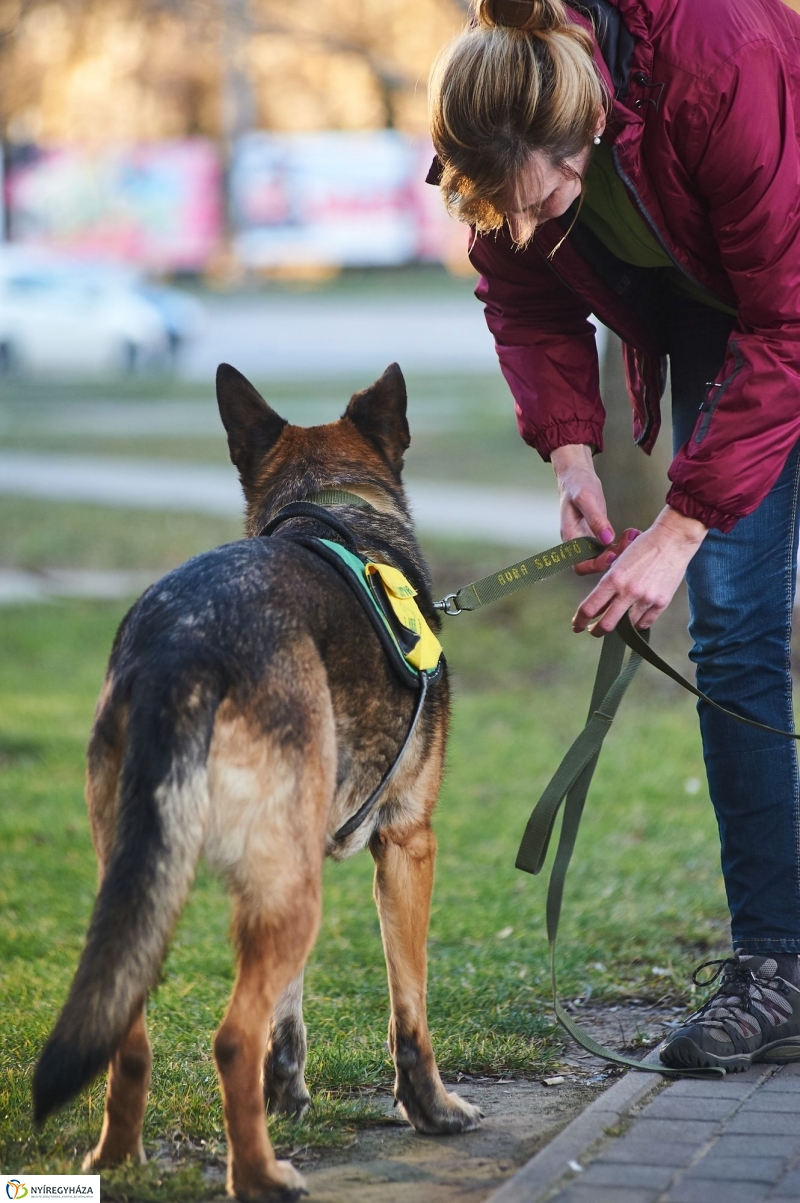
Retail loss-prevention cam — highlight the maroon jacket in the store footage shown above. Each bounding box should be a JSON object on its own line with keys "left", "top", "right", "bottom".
{"left": 466, "top": 0, "right": 800, "bottom": 532}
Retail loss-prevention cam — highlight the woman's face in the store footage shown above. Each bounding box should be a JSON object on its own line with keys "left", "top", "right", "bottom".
{"left": 506, "top": 145, "right": 592, "bottom": 242}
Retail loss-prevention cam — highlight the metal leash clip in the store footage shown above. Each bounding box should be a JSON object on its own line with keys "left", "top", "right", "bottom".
{"left": 433, "top": 592, "right": 464, "bottom": 616}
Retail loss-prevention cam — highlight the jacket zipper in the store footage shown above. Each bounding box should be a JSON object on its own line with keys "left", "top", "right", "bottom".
{"left": 610, "top": 147, "right": 729, "bottom": 305}
{"left": 694, "top": 340, "right": 743, "bottom": 444}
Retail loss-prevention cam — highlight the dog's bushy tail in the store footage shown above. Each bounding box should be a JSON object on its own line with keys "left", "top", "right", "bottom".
{"left": 33, "top": 670, "right": 221, "bottom": 1124}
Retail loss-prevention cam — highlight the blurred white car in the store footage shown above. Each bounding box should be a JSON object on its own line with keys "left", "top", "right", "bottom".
{"left": 0, "top": 248, "right": 195, "bottom": 375}
{"left": 72, "top": 260, "right": 205, "bottom": 365}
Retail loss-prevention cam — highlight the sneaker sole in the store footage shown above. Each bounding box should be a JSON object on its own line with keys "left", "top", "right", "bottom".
{"left": 661, "top": 1034, "right": 800, "bottom": 1073}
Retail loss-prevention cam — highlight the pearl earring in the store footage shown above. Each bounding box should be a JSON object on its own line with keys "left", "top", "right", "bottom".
{"left": 593, "top": 134, "right": 601, "bottom": 145}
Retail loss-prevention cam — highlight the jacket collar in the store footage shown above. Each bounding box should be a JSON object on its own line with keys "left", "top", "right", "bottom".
{"left": 568, "top": 0, "right": 635, "bottom": 98}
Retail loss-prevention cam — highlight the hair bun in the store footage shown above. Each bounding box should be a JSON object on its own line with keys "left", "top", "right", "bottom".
{"left": 475, "top": 0, "right": 561, "bottom": 34}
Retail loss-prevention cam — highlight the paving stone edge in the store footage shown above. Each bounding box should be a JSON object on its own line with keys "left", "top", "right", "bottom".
{"left": 486, "top": 1048, "right": 666, "bottom": 1203}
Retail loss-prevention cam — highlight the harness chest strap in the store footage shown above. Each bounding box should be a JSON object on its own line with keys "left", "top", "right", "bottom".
{"left": 308, "top": 544, "right": 442, "bottom": 841}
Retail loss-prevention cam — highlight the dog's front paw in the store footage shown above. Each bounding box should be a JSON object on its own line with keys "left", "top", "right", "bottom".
{"left": 264, "top": 1074, "right": 311, "bottom": 1119}
{"left": 438, "top": 1090, "right": 484, "bottom": 1132}
{"left": 399, "top": 1085, "right": 484, "bottom": 1135}
{"left": 232, "top": 1159, "right": 308, "bottom": 1202}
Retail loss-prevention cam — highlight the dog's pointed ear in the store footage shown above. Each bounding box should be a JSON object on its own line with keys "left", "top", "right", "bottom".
{"left": 216, "top": 363, "right": 287, "bottom": 487}
{"left": 344, "top": 363, "right": 410, "bottom": 473}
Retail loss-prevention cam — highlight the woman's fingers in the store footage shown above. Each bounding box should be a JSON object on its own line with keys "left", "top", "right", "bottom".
{"left": 552, "top": 448, "right": 625, "bottom": 576}
{"left": 560, "top": 494, "right": 616, "bottom": 576}
{"left": 574, "top": 546, "right": 616, "bottom": 577}
{"left": 562, "top": 489, "right": 614, "bottom": 545}
{"left": 571, "top": 510, "right": 706, "bottom": 635}
{"left": 571, "top": 524, "right": 638, "bottom": 578}
{"left": 632, "top": 604, "right": 662, "bottom": 630}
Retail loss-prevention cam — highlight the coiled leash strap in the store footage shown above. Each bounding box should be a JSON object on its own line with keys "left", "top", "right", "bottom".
{"left": 515, "top": 608, "right": 800, "bottom": 1077}
{"left": 433, "top": 534, "right": 800, "bottom": 1076}
{"left": 615, "top": 612, "right": 800, "bottom": 742}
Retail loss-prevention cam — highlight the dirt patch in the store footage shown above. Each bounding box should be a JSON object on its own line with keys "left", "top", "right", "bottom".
{"left": 156, "top": 1001, "right": 687, "bottom": 1202}
{"left": 559, "top": 996, "right": 689, "bottom": 1076}
{"left": 290, "top": 1077, "right": 597, "bottom": 1202}
{"left": 184, "top": 1077, "right": 599, "bottom": 1203}
{"left": 286, "top": 1001, "right": 686, "bottom": 1201}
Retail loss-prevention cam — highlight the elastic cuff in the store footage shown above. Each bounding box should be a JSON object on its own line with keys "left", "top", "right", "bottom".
{"left": 665, "top": 485, "right": 738, "bottom": 533}
{"left": 518, "top": 419, "right": 604, "bottom": 461}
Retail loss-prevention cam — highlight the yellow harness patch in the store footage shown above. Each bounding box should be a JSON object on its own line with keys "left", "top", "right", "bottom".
{"left": 365, "top": 562, "right": 443, "bottom": 673}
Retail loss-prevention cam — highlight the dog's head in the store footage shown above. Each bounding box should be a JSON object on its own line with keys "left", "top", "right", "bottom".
{"left": 216, "top": 362, "right": 411, "bottom": 537}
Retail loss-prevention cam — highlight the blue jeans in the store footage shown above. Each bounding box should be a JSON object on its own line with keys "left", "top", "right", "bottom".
{"left": 667, "top": 299, "right": 800, "bottom": 953}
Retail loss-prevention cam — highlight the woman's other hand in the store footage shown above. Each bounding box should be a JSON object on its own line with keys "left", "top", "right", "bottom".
{"left": 572, "top": 506, "right": 708, "bottom": 634}
{"left": 551, "top": 443, "right": 616, "bottom": 575}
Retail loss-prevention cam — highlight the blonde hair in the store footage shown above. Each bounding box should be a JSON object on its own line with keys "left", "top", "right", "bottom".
{"left": 429, "top": 0, "right": 607, "bottom": 242}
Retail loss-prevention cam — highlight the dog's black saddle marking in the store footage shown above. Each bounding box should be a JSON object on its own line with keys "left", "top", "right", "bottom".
{"left": 259, "top": 503, "right": 442, "bottom": 842}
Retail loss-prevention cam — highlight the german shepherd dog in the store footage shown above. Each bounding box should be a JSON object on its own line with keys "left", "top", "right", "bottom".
{"left": 32, "top": 362, "right": 481, "bottom": 1200}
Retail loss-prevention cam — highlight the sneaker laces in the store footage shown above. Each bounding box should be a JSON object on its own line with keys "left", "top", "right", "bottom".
{"left": 686, "top": 954, "right": 793, "bottom": 1042}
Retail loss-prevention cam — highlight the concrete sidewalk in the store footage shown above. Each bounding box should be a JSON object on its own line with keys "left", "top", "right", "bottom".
{"left": 491, "top": 1061, "right": 800, "bottom": 1203}
{"left": 0, "top": 450, "right": 561, "bottom": 547}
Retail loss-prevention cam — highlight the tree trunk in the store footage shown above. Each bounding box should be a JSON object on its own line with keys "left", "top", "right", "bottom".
{"left": 595, "top": 329, "right": 672, "bottom": 534}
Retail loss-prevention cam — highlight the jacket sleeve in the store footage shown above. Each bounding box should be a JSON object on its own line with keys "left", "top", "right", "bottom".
{"left": 666, "top": 41, "right": 800, "bottom": 532}
{"left": 468, "top": 226, "right": 605, "bottom": 459}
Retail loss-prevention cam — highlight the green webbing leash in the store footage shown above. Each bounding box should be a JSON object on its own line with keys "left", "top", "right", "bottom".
{"left": 434, "top": 537, "right": 731, "bottom": 1077}
{"left": 435, "top": 537, "right": 602, "bottom": 614}
{"left": 513, "top": 626, "right": 722, "bottom": 1076}
{"left": 615, "top": 613, "right": 800, "bottom": 742}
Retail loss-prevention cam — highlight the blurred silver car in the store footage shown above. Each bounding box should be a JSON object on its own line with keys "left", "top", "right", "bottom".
{"left": 0, "top": 248, "right": 201, "bottom": 375}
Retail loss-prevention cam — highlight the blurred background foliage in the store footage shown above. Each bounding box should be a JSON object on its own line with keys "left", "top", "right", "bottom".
{"left": 0, "top": 0, "right": 466, "bottom": 145}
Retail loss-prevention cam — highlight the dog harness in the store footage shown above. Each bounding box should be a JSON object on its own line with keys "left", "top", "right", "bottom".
{"left": 259, "top": 496, "right": 443, "bottom": 841}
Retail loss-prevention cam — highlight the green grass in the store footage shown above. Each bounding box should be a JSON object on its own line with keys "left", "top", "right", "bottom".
{"left": 0, "top": 498, "right": 243, "bottom": 571}
{"left": 0, "top": 368, "right": 555, "bottom": 491}
{"left": 0, "top": 573, "right": 727, "bottom": 1194}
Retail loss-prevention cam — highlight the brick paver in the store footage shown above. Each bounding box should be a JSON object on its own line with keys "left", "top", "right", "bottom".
{"left": 548, "top": 1063, "right": 800, "bottom": 1203}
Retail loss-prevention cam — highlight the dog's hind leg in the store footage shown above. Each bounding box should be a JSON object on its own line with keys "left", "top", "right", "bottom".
{"left": 207, "top": 675, "right": 333, "bottom": 1197}
{"left": 215, "top": 896, "right": 319, "bottom": 1202}
{"left": 83, "top": 1004, "right": 151, "bottom": 1169}
{"left": 371, "top": 820, "right": 482, "bottom": 1135}
{"left": 264, "top": 970, "right": 311, "bottom": 1118}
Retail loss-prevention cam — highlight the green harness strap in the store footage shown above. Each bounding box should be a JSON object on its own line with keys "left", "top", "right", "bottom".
{"left": 317, "top": 539, "right": 442, "bottom": 679}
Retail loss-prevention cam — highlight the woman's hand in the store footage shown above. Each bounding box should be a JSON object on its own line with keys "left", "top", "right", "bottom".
{"left": 551, "top": 444, "right": 617, "bottom": 575}
{"left": 572, "top": 506, "right": 708, "bottom": 634}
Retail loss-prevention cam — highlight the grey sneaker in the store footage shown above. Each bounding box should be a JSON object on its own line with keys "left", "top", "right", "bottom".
{"left": 660, "top": 951, "right": 800, "bottom": 1072}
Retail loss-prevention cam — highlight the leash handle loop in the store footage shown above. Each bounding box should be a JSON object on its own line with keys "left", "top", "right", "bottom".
{"left": 516, "top": 628, "right": 725, "bottom": 1077}
{"left": 616, "top": 613, "right": 800, "bottom": 741}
